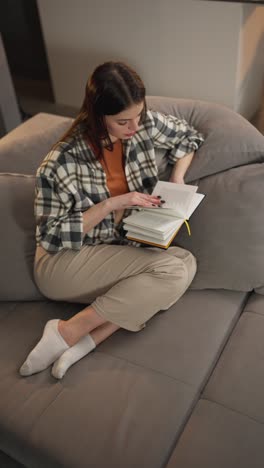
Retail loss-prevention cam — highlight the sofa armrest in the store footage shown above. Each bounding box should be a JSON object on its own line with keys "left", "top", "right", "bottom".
{"left": 0, "top": 113, "right": 73, "bottom": 175}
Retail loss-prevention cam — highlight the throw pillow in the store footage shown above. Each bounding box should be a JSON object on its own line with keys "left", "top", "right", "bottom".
{"left": 174, "top": 163, "right": 264, "bottom": 293}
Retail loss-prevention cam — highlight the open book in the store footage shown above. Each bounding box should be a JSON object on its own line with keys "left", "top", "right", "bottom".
{"left": 123, "top": 181, "right": 205, "bottom": 249}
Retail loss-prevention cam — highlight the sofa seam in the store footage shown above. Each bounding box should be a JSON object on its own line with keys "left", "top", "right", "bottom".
{"left": 27, "top": 386, "right": 65, "bottom": 437}
{"left": 0, "top": 302, "right": 19, "bottom": 321}
{"left": 95, "top": 349, "right": 195, "bottom": 389}
{"left": 243, "top": 309, "right": 264, "bottom": 318}
{"left": 201, "top": 396, "right": 264, "bottom": 426}
{"left": 0, "top": 449, "right": 26, "bottom": 468}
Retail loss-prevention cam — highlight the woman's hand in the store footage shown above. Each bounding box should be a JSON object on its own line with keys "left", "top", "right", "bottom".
{"left": 82, "top": 191, "right": 162, "bottom": 236}
{"left": 109, "top": 191, "right": 162, "bottom": 211}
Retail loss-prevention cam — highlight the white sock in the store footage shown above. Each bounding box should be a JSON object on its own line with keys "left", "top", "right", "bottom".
{"left": 19, "top": 319, "right": 69, "bottom": 376}
{"left": 51, "top": 334, "right": 96, "bottom": 380}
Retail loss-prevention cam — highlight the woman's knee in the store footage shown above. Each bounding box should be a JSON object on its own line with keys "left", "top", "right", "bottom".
{"left": 160, "top": 252, "right": 197, "bottom": 300}
{"left": 34, "top": 262, "right": 68, "bottom": 301}
{"left": 167, "top": 248, "right": 197, "bottom": 287}
{"left": 34, "top": 272, "right": 59, "bottom": 301}
{"left": 184, "top": 251, "right": 197, "bottom": 287}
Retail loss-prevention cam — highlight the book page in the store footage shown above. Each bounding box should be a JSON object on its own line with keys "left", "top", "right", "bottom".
{"left": 185, "top": 193, "right": 205, "bottom": 219}
{"left": 128, "top": 193, "right": 205, "bottom": 219}
{"left": 124, "top": 222, "right": 182, "bottom": 240}
{"left": 124, "top": 210, "right": 183, "bottom": 233}
{"left": 126, "top": 225, "right": 182, "bottom": 248}
{"left": 152, "top": 181, "right": 198, "bottom": 218}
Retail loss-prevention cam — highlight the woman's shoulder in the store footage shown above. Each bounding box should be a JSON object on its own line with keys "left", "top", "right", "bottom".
{"left": 37, "top": 141, "right": 75, "bottom": 174}
{"left": 142, "top": 109, "right": 167, "bottom": 128}
{"left": 139, "top": 109, "right": 168, "bottom": 136}
{"left": 37, "top": 130, "right": 95, "bottom": 176}
{"left": 144, "top": 108, "right": 157, "bottom": 122}
{"left": 143, "top": 108, "right": 189, "bottom": 131}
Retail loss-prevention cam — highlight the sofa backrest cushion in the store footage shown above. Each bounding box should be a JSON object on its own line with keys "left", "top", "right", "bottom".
{"left": 1, "top": 164, "right": 264, "bottom": 299}
{"left": 1, "top": 99, "right": 264, "bottom": 180}
{"left": 174, "top": 163, "right": 264, "bottom": 293}
{"left": 0, "top": 173, "right": 44, "bottom": 300}
{"left": 1, "top": 99, "right": 264, "bottom": 296}
{"left": 0, "top": 113, "right": 73, "bottom": 175}
{"left": 146, "top": 97, "right": 264, "bottom": 293}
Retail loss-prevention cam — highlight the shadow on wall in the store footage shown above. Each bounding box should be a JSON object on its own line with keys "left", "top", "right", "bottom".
{"left": 235, "top": 4, "right": 264, "bottom": 121}
{"left": 251, "top": 81, "right": 264, "bottom": 134}
{"left": 236, "top": 30, "right": 264, "bottom": 121}
{"left": 242, "top": 3, "right": 257, "bottom": 22}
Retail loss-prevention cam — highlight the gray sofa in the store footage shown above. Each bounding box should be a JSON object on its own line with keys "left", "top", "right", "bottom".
{"left": 0, "top": 96, "right": 264, "bottom": 468}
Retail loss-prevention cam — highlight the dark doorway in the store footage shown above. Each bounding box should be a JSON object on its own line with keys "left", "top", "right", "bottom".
{"left": 0, "top": 0, "right": 54, "bottom": 106}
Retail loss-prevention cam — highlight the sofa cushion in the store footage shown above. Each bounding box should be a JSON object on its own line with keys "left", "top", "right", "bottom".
{"left": 167, "top": 294, "right": 264, "bottom": 468}
{"left": 0, "top": 290, "right": 247, "bottom": 468}
{"left": 0, "top": 173, "right": 44, "bottom": 300}
{"left": 0, "top": 113, "right": 73, "bottom": 175}
{"left": 174, "top": 163, "right": 264, "bottom": 293}
{"left": 147, "top": 96, "right": 264, "bottom": 183}
{"left": 99, "top": 289, "right": 247, "bottom": 387}
{"left": 0, "top": 451, "right": 23, "bottom": 468}
{"left": 203, "top": 293, "right": 264, "bottom": 422}
{"left": 167, "top": 399, "right": 264, "bottom": 468}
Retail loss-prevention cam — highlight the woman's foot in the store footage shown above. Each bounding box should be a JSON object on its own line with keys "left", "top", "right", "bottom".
{"left": 19, "top": 319, "right": 69, "bottom": 376}
{"left": 52, "top": 334, "right": 96, "bottom": 379}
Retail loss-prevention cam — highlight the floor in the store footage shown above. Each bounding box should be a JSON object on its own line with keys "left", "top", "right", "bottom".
{"left": 14, "top": 78, "right": 78, "bottom": 121}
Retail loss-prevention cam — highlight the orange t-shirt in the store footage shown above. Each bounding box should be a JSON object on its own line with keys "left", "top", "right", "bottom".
{"left": 99, "top": 140, "right": 129, "bottom": 224}
{"left": 100, "top": 139, "right": 129, "bottom": 197}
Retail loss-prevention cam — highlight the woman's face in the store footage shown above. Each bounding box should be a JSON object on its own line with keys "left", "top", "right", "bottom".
{"left": 104, "top": 102, "right": 144, "bottom": 142}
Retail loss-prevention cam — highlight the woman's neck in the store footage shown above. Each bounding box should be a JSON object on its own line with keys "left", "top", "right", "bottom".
{"left": 109, "top": 134, "right": 118, "bottom": 143}
{"left": 102, "top": 136, "right": 119, "bottom": 147}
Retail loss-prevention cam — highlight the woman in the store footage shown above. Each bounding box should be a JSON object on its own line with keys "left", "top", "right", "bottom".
{"left": 19, "top": 61, "right": 204, "bottom": 380}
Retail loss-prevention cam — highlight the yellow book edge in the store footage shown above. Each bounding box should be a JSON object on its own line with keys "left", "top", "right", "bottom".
{"left": 127, "top": 220, "right": 191, "bottom": 249}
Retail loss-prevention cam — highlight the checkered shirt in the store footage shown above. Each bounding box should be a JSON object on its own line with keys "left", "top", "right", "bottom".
{"left": 35, "top": 109, "right": 204, "bottom": 252}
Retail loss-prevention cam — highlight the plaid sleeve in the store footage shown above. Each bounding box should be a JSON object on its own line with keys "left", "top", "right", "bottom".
{"left": 148, "top": 110, "right": 204, "bottom": 164}
{"left": 35, "top": 164, "right": 85, "bottom": 252}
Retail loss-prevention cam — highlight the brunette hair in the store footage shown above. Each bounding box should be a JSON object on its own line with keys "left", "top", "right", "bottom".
{"left": 58, "top": 61, "right": 146, "bottom": 157}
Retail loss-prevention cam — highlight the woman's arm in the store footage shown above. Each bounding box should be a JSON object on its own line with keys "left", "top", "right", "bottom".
{"left": 148, "top": 110, "right": 204, "bottom": 164}
{"left": 169, "top": 151, "right": 195, "bottom": 184}
{"left": 36, "top": 157, "right": 161, "bottom": 251}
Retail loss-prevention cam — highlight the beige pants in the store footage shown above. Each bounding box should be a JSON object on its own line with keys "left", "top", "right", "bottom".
{"left": 34, "top": 244, "right": 196, "bottom": 332}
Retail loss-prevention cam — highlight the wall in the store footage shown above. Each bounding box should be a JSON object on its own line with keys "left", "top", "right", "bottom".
{"left": 37, "top": 0, "right": 242, "bottom": 110}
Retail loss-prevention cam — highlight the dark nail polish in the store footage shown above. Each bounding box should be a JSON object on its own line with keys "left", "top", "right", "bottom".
{"left": 157, "top": 195, "right": 162, "bottom": 199}
{"left": 161, "top": 200, "right": 166, "bottom": 204}
{"left": 152, "top": 204, "right": 156, "bottom": 206}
